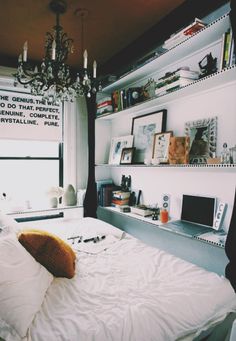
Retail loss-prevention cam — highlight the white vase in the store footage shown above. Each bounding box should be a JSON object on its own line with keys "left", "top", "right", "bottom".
{"left": 63, "top": 184, "right": 77, "bottom": 206}
{"left": 50, "top": 197, "right": 58, "bottom": 208}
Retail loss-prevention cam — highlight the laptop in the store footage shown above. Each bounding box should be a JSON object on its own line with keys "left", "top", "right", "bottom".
{"left": 163, "top": 194, "right": 216, "bottom": 237}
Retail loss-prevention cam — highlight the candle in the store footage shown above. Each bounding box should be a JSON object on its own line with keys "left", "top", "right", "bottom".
{"left": 23, "top": 41, "right": 28, "bottom": 62}
{"left": 52, "top": 40, "right": 56, "bottom": 60}
{"left": 83, "top": 49, "right": 88, "bottom": 69}
{"left": 18, "top": 54, "right": 23, "bottom": 63}
{"left": 93, "top": 60, "right": 97, "bottom": 78}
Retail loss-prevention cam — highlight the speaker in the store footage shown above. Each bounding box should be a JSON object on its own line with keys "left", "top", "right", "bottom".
{"left": 162, "top": 194, "right": 170, "bottom": 212}
{"left": 213, "top": 202, "right": 227, "bottom": 230}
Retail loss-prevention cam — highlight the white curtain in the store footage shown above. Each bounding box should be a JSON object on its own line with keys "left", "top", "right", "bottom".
{"left": 63, "top": 96, "right": 88, "bottom": 192}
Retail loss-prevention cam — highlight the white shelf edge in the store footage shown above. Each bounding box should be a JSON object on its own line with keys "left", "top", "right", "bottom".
{"left": 99, "top": 206, "right": 225, "bottom": 248}
{"left": 95, "top": 163, "right": 236, "bottom": 169}
{"left": 6, "top": 205, "right": 83, "bottom": 215}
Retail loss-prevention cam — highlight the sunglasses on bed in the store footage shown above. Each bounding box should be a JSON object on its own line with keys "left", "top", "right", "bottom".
{"left": 67, "top": 235, "right": 106, "bottom": 244}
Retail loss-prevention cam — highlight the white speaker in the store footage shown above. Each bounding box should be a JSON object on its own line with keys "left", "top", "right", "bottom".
{"left": 213, "top": 202, "right": 227, "bottom": 230}
{"left": 162, "top": 194, "right": 170, "bottom": 212}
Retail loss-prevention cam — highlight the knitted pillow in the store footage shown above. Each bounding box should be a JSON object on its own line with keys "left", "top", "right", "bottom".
{"left": 18, "top": 229, "right": 76, "bottom": 279}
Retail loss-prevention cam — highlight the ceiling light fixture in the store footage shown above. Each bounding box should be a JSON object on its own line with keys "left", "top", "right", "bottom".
{"left": 14, "top": 0, "right": 100, "bottom": 104}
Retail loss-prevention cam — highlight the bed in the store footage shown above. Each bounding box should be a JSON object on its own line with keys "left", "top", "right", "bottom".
{"left": 0, "top": 213, "right": 236, "bottom": 341}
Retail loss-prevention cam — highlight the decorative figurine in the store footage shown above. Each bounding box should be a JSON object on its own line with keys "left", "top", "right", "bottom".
{"left": 198, "top": 53, "right": 217, "bottom": 78}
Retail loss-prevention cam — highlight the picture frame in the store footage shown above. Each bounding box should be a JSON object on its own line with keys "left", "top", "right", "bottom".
{"left": 120, "top": 147, "right": 135, "bottom": 165}
{"left": 131, "top": 109, "right": 167, "bottom": 163}
{"left": 168, "top": 136, "right": 190, "bottom": 164}
{"left": 108, "top": 135, "right": 134, "bottom": 165}
{"left": 184, "top": 116, "right": 217, "bottom": 164}
{"left": 152, "top": 131, "right": 173, "bottom": 164}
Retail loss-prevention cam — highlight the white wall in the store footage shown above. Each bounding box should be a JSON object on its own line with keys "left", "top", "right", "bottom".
{"left": 95, "top": 79, "right": 236, "bottom": 231}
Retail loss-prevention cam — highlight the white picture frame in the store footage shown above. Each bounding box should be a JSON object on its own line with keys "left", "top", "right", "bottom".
{"left": 152, "top": 131, "right": 173, "bottom": 163}
{"left": 108, "top": 135, "right": 134, "bottom": 165}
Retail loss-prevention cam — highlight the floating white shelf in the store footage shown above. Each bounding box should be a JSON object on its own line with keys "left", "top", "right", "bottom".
{"left": 97, "top": 66, "right": 236, "bottom": 121}
{"left": 102, "top": 13, "right": 230, "bottom": 92}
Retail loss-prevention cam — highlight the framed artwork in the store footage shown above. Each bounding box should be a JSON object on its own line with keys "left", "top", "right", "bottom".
{"left": 120, "top": 147, "right": 135, "bottom": 165}
{"left": 168, "top": 136, "right": 190, "bottom": 164}
{"left": 108, "top": 135, "right": 134, "bottom": 165}
{"left": 131, "top": 109, "right": 167, "bottom": 163}
{"left": 184, "top": 116, "right": 217, "bottom": 164}
{"left": 152, "top": 131, "right": 173, "bottom": 164}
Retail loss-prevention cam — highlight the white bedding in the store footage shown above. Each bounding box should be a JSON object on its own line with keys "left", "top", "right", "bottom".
{"left": 17, "top": 218, "right": 236, "bottom": 341}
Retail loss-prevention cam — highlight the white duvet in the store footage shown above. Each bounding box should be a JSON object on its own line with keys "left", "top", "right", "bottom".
{"left": 19, "top": 218, "right": 236, "bottom": 341}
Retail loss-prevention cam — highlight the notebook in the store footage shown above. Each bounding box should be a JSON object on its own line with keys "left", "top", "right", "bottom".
{"left": 163, "top": 194, "right": 216, "bottom": 237}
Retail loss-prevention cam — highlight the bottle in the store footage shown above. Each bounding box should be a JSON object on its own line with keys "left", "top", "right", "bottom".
{"left": 221, "top": 143, "right": 231, "bottom": 164}
{"left": 160, "top": 208, "right": 168, "bottom": 223}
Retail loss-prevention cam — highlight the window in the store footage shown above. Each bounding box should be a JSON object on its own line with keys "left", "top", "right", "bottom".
{"left": 0, "top": 139, "right": 63, "bottom": 209}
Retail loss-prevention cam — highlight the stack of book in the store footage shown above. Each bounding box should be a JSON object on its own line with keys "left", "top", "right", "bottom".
{"left": 130, "top": 205, "right": 153, "bottom": 217}
{"left": 96, "top": 179, "right": 120, "bottom": 207}
{"left": 155, "top": 68, "right": 199, "bottom": 96}
{"left": 111, "top": 190, "right": 131, "bottom": 207}
{"left": 220, "top": 28, "right": 235, "bottom": 71}
{"left": 96, "top": 96, "right": 113, "bottom": 116}
{"left": 163, "top": 18, "right": 207, "bottom": 50}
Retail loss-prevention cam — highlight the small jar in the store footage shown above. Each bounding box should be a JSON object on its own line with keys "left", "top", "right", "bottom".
{"left": 160, "top": 209, "right": 168, "bottom": 223}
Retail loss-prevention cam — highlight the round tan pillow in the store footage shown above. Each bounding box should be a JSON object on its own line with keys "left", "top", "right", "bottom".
{"left": 18, "top": 229, "right": 76, "bottom": 278}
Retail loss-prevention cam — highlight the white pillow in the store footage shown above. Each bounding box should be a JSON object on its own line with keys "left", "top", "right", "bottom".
{"left": 0, "top": 211, "right": 19, "bottom": 235}
{"left": 0, "top": 233, "right": 53, "bottom": 340}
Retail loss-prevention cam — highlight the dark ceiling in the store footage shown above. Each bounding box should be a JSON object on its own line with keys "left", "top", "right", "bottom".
{"left": 0, "top": 0, "right": 186, "bottom": 74}
{"left": 0, "top": 0, "right": 229, "bottom": 78}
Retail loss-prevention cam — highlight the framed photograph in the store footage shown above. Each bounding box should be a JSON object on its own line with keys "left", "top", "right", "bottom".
{"left": 131, "top": 109, "right": 167, "bottom": 163}
{"left": 120, "top": 147, "right": 135, "bottom": 165}
{"left": 184, "top": 116, "right": 217, "bottom": 164}
{"left": 168, "top": 136, "right": 190, "bottom": 164}
{"left": 108, "top": 135, "right": 134, "bottom": 165}
{"left": 152, "top": 131, "right": 173, "bottom": 163}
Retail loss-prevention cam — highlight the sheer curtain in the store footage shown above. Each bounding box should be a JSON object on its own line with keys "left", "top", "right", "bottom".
{"left": 63, "top": 96, "right": 88, "bottom": 192}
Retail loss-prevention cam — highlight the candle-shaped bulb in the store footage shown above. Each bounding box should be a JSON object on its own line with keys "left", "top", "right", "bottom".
{"left": 52, "top": 40, "right": 56, "bottom": 60}
{"left": 93, "top": 60, "right": 97, "bottom": 78}
{"left": 23, "top": 41, "right": 28, "bottom": 62}
{"left": 18, "top": 54, "right": 23, "bottom": 63}
{"left": 83, "top": 49, "right": 88, "bottom": 69}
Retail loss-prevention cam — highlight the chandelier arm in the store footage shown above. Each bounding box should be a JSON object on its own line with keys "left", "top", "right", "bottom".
{"left": 21, "top": 68, "right": 41, "bottom": 79}
{"left": 14, "top": 0, "right": 99, "bottom": 104}
{"left": 15, "top": 75, "right": 39, "bottom": 86}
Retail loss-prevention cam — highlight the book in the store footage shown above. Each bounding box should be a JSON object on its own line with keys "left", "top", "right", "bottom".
{"left": 183, "top": 21, "right": 206, "bottom": 36}
{"left": 223, "top": 29, "right": 232, "bottom": 69}
{"left": 112, "top": 191, "right": 131, "bottom": 200}
{"left": 96, "top": 105, "right": 113, "bottom": 116}
{"left": 101, "top": 184, "right": 120, "bottom": 207}
{"left": 96, "top": 179, "right": 113, "bottom": 205}
{"left": 111, "top": 90, "right": 120, "bottom": 112}
{"left": 155, "top": 78, "right": 195, "bottom": 96}
{"left": 220, "top": 29, "right": 232, "bottom": 70}
{"left": 97, "top": 99, "right": 112, "bottom": 109}
{"left": 163, "top": 18, "right": 206, "bottom": 49}
{"left": 111, "top": 198, "right": 130, "bottom": 206}
{"left": 228, "top": 31, "right": 235, "bottom": 66}
{"left": 158, "top": 69, "right": 199, "bottom": 81}
{"left": 130, "top": 205, "right": 153, "bottom": 217}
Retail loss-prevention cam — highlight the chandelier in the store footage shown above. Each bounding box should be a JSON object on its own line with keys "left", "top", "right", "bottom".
{"left": 14, "top": 0, "right": 100, "bottom": 104}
